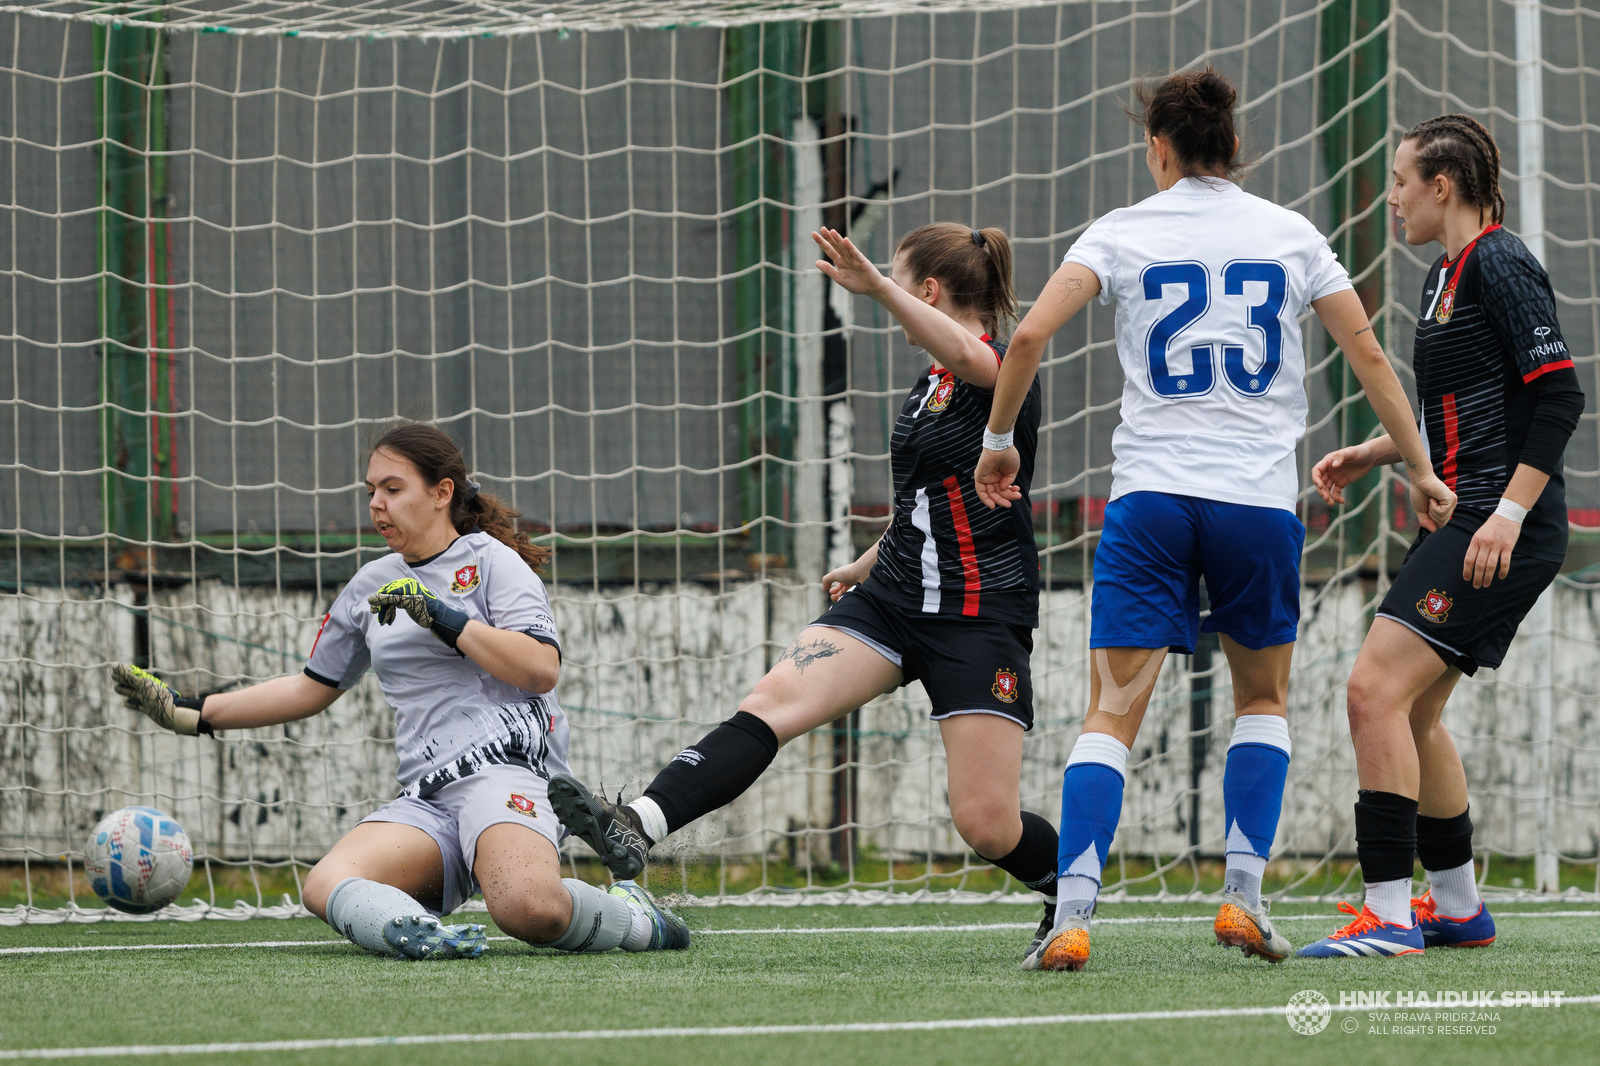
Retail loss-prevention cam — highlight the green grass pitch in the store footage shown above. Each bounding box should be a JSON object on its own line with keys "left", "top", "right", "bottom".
{"left": 1, "top": 901, "right": 1596, "bottom": 1065}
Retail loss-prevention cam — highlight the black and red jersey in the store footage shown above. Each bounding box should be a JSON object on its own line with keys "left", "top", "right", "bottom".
{"left": 1411, "top": 225, "right": 1585, "bottom": 561}
{"left": 863, "top": 336, "right": 1043, "bottom": 626}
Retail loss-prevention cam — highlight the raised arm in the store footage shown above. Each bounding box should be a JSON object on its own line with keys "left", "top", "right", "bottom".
{"left": 974, "top": 262, "right": 1102, "bottom": 508}
{"left": 1312, "top": 289, "right": 1456, "bottom": 528}
{"left": 812, "top": 228, "right": 1001, "bottom": 387}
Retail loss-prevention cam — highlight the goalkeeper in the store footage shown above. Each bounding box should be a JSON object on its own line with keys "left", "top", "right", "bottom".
{"left": 113, "top": 423, "right": 687, "bottom": 961}
{"left": 549, "top": 221, "right": 1066, "bottom": 960}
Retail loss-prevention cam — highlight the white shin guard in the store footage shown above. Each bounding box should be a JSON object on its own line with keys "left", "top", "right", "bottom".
{"left": 324, "top": 876, "right": 431, "bottom": 956}
{"left": 548, "top": 878, "right": 633, "bottom": 953}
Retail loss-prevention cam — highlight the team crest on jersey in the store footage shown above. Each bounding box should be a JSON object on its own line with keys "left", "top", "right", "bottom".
{"left": 1417, "top": 589, "right": 1453, "bottom": 623}
{"left": 926, "top": 377, "right": 956, "bottom": 412}
{"left": 1435, "top": 286, "right": 1456, "bottom": 323}
{"left": 506, "top": 792, "right": 538, "bottom": 817}
{"left": 991, "top": 667, "right": 1019, "bottom": 703}
{"left": 451, "top": 564, "right": 480, "bottom": 593}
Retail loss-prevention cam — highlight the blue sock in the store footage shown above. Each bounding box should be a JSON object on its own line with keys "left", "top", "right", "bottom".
{"left": 1222, "top": 715, "right": 1291, "bottom": 908}
{"left": 1055, "top": 733, "right": 1129, "bottom": 920}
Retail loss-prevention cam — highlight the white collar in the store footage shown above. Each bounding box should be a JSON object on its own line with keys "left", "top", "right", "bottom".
{"left": 1166, "top": 175, "right": 1239, "bottom": 196}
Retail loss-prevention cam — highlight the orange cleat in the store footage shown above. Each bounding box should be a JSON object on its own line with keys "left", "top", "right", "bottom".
{"left": 1214, "top": 890, "right": 1292, "bottom": 962}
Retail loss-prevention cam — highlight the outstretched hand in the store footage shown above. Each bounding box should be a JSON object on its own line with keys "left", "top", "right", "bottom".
{"left": 1310, "top": 445, "right": 1374, "bottom": 506}
{"left": 812, "top": 227, "right": 887, "bottom": 296}
{"left": 975, "top": 446, "right": 1023, "bottom": 509}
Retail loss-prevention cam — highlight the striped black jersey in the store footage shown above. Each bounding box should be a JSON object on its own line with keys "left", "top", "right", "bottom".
{"left": 863, "top": 336, "right": 1044, "bottom": 626}
{"left": 1412, "top": 225, "right": 1585, "bottom": 561}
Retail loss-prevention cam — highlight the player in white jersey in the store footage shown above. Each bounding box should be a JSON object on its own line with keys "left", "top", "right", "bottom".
{"left": 973, "top": 69, "right": 1455, "bottom": 972}
{"left": 112, "top": 424, "right": 688, "bottom": 960}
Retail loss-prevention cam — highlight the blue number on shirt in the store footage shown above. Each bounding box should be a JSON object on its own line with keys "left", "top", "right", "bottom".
{"left": 1141, "top": 261, "right": 1214, "bottom": 397}
{"left": 1141, "top": 259, "right": 1289, "bottom": 399}
{"left": 1221, "top": 260, "right": 1287, "bottom": 397}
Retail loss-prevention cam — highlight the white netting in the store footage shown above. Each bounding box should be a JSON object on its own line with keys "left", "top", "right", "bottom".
{"left": 2, "top": 0, "right": 1597, "bottom": 922}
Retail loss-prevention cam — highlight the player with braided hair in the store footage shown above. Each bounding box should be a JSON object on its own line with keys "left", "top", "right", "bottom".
{"left": 1300, "top": 115, "right": 1585, "bottom": 958}
{"left": 114, "top": 423, "right": 689, "bottom": 961}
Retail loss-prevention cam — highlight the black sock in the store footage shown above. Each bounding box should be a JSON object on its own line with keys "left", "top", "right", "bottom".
{"left": 642, "top": 711, "right": 780, "bottom": 836}
{"left": 1416, "top": 808, "right": 1474, "bottom": 872}
{"left": 1354, "top": 789, "right": 1419, "bottom": 884}
{"left": 985, "top": 811, "right": 1059, "bottom": 898}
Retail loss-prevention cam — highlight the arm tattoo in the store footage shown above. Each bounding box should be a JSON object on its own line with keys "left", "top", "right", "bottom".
{"left": 776, "top": 636, "right": 842, "bottom": 674}
{"left": 1054, "top": 274, "right": 1084, "bottom": 297}
{"left": 1353, "top": 326, "right": 1372, "bottom": 337}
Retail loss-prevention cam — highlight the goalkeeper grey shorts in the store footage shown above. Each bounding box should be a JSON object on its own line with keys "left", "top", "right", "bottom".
{"left": 359, "top": 762, "right": 562, "bottom": 917}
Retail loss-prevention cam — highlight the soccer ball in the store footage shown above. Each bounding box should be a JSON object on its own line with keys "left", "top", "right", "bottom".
{"left": 83, "top": 806, "right": 194, "bottom": 914}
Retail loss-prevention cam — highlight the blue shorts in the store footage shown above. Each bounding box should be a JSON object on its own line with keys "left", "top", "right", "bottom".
{"left": 1090, "top": 492, "right": 1304, "bottom": 654}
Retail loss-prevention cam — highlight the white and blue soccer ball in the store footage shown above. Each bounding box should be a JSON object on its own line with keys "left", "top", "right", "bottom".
{"left": 84, "top": 806, "right": 193, "bottom": 914}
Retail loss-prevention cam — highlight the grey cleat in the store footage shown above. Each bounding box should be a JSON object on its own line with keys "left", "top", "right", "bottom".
{"left": 381, "top": 915, "right": 488, "bottom": 960}
{"left": 608, "top": 879, "right": 691, "bottom": 951}
{"left": 548, "top": 773, "right": 650, "bottom": 880}
{"left": 1214, "top": 890, "right": 1292, "bottom": 963}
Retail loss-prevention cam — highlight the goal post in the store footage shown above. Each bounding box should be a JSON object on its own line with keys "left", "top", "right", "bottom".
{"left": 2, "top": 0, "right": 1597, "bottom": 922}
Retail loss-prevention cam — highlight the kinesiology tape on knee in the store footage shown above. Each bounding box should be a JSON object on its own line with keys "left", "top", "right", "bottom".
{"left": 1354, "top": 789, "right": 1420, "bottom": 885}
{"left": 548, "top": 878, "right": 630, "bottom": 953}
{"left": 988, "top": 811, "right": 1059, "bottom": 894}
{"left": 1093, "top": 648, "right": 1163, "bottom": 716}
{"left": 1416, "top": 809, "right": 1474, "bottom": 872}
{"left": 643, "top": 711, "right": 780, "bottom": 835}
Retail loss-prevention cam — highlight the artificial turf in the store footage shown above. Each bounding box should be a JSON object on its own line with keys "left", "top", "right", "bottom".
{"left": 1, "top": 900, "right": 1596, "bottom": 1065}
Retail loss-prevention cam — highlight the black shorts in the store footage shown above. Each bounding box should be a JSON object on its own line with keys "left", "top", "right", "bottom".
{"left": 1377, "top": 520, "right": 1562, "bottom": 675}
{"left": 810, "top": 582, "right": 1035, "bottom": 729}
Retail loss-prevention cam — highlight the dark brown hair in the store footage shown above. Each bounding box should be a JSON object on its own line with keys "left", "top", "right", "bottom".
{"left": 1402, "top": 114, "right": 1506, "bottom": 225}
{"left": 1130, "top": 67, "right": 1244, "bottom": 179}
{"left": 895, "top": 223, "right": 1018, "bottom": 338}
{"left": 370, "top": 423, "right": 549, "bottom": 571}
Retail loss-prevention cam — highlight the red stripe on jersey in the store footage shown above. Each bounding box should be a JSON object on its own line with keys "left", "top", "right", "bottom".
{"left": 309, "top": 611, "right": 331, "bottom": 658}
{"left": 943, "top": 475, "right": 981, "bottom": 616}
{"left": 1523, "top": 358, "right": 1574, "bottom": 384}
{"left": 1440, "top": 392, "right": 1460, "bottom": 490}
{"left": 980, "top": 332, "right": 1002, "bottom": 366}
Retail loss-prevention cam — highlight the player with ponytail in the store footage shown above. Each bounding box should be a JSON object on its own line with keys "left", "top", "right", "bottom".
{"left": 112, "top": 423, "right": 689, "bottom": 961}
{"left": 1301, "top": 115, "right": 1584, "bottom": 958}
{"left": 974, "top": 68, "right": 1456, "bottom": 971}
{"left": 547, "top": 220, "right": 1067, "bottom": 960}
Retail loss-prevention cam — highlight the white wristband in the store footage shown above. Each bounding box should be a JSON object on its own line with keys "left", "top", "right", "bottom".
{"left": 1494, "top": 497, "right": 1528, "bottom": 524}
{"left": 982, "top": 429, "right": 1014, "bottom": 452}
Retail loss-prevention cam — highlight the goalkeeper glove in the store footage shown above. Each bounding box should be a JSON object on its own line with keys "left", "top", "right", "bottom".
{"left": 367, "top": 577, "right": 469, "bottom": 652}
{"left": 112, "top": 663, "right": 213, "bottom": 736}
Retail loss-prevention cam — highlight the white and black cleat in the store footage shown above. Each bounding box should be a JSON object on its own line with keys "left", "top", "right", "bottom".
{"left": 548, "top": 773, "right": 650, "bottom": 880}
{"left": 381, "top": 915, "right": 488, "bottom": 960}
{"left": 1024, "top": 913, "right": 1053, "bottom": 960}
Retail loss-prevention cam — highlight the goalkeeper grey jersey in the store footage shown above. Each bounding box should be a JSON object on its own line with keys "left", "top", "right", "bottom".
{"left": 303, "top": 531, "right": 570, "bottom": 796}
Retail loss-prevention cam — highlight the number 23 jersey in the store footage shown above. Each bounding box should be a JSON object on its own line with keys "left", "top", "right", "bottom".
{"left": 1066, "top": 176, "right": 1354, "bottom": 512}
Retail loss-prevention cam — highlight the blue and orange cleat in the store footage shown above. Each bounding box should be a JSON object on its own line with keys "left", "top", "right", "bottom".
{"left": 1413, "top": 891, "right": 1496, "bottom": 948}
{"left": 1295, "top": 902, "right": 1424, "bottom": 958}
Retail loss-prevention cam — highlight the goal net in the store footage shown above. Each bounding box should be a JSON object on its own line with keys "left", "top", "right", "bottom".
{"left": 2, "top": 0, "right": 1596, "bottom": 921}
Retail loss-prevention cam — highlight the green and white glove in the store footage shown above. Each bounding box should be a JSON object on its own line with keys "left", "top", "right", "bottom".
{"left": 112, "top": 663, "right": 211, "bottom": 736}
{"left": 367, "top": 577, "right": 470, "bottom": 651}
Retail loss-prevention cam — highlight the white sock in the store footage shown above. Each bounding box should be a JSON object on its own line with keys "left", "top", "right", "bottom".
{"left": 1426, "top": 861, "right": 1481, "bottom": 918}
{"left": 324, "top": 877, "right": 429, "bottom": 957}
{"left": 622, "top": 902, "right": 654, "bottom": 951}
{"left": 629, "top": 797, "right": 669, "bottom": 845}
{"left": 1056, "top": 874, "right": 1098, "bottom": 929}
{"left": 1224, "top": 852, "right": 1268, "bottom": 909}
{"left": 548, "top": 878, "right": 631, "bottom": 953}
{"left": 1364, "top": 877, "right": 1414, "bottom": 927}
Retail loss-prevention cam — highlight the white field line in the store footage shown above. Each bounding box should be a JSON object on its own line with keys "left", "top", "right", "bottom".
{"left": 4, "top": 998, "right": 1599, "bottom": 1060}
{"left": 3, "top": 910, "right": 1597, "bottom": 956}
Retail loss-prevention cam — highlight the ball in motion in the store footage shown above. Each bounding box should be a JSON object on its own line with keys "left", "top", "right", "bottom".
{"left": 84, "top": 806, "right": 193, "bottom": 914}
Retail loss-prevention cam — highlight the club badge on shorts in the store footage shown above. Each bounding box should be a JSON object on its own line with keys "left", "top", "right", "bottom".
{"left": 926, "top": 376, "right": 956, "bottom": 412}
{"left": 991, "top": 667, "right": 1019, "bottom": 703}
{"left": 506, "top": 792, "right": 538, "bottom": 817}
{"left": 1418, "top": 589, "right": 1452, "bottom": 623}
{"left": 451, "top": 564, "right": 480, "bottom": 593}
